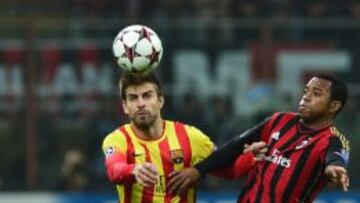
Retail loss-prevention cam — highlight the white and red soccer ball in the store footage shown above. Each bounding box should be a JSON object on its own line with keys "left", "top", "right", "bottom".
{"left": 112, "top": 25, "right": 163, "bottom": 72}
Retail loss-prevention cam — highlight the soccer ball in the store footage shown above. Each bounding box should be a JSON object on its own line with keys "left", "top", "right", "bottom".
{"left": 112, "top": 25, "right": 163, "bottom": 72}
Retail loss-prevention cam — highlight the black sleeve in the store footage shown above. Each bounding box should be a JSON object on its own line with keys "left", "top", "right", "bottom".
{"left": 195, "top": 118, "right": 268, "bottom": 176}
{"left": 325, "top": 136, "right": 350, "bottom": 168}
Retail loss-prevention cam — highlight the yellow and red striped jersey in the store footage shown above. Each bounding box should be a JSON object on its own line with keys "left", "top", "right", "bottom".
{"left": 102, "top": 120, "right": 215, "bottom": 203}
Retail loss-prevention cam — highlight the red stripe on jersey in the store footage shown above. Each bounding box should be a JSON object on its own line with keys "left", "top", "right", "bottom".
{"left": 174, "top": 122, "right": 192, "bottom": 167}
{"left": 159, "top": 139, "right": 176, "bottom": 203}
{"left": 119, "top": 127, "right": 135, "bottom": 203}
{"left": 140, "top": 143, "right": 154, "bottom": 203}
{"left": 119, "top": 127, "right": 135, "bottom": 164}
{"left": 261, "top": 112, "right": 283, "bottom": 141}
{"left": 174, "top": 122, "right": 192, "bottom": 203}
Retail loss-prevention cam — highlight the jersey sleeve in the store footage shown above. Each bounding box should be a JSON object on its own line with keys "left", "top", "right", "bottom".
{"left": 325, "top": 136, "right": 350, "bottom": 168}
{"left": 185, "top": 125, "right": 215, "bottom": 165}
{"left": 102, "top": 129, "right": 128, "bottom": 155}
{"left": 102, "top": 129, "right": 136, "bottom": 184}
{"left": 210, "top": 152, "right": 255, "bottom": 179}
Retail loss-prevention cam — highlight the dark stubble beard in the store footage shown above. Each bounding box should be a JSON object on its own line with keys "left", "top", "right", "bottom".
{"left": 132, "top": 114, "right": 157, "bottom": 130}
{"left": 300, "top": 111, "right": 328, "bottom": 126}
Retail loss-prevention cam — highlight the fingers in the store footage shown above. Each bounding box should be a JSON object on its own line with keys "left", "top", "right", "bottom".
{"left": 168, "top": 170, "right": 180, "bottom": 179}
{"left": 243, "top": 142, "right": 267, "bottom": 154}
{"left": 259, "top": 147, "right": 268, "bottom": 154}
{"left": 325, "top": 165, "right": 350, "bottom": 192}
{"left": 178, "top": 177, "right": 192, "bottom": 195}
{"left": 330, "top": 169, "right": 338, "bottom": 179}
{"left": 167, "top": 168, "right": 200, "bottom": 194}
{"left": 339, "top": 172, "right": 349, "bottom": 192}
{"left": 243, "top": 142, "right": 268, "bottom": 162}
{"left": 136, "top": 172, "right": 153, "bottom": 187}
{"left": 344, "top": 175, "right": 350, "bottom": 191}
{"left": 167, "top": 171, "right": 185, "bottom": 194}
{"left": 133, "top": 163, "right": 159, "bottom": 187}
{"left": 143, "top": 163, "right": 159, "bottom": 179}
{"left": 254, "top": 147, "right": 268, "bottom": 161}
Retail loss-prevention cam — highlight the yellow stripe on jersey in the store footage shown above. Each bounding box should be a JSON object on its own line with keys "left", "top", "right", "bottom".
{"left": 124, "top": 125, "right": 146, "bottom": 203}
{"left": 116, "top": 185, "right": 125, "bottom": 203}
{"left": 185, "top": 125, "right": 215, "bottom": 165}
{"left": 149, "top": 143, "right": 166, "bottom": 202}
{"left": 187, "top": 188, "right": 195, "bottom": 203}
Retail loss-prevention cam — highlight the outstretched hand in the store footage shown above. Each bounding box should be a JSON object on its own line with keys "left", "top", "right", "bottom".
{"left": 325, "top": 165, "right": 349, "bottom": 192}
{"left": 167, "top": 167, "right": 200, "bottom": 194}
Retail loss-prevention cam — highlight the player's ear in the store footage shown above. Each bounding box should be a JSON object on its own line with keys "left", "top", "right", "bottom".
{"left": 159, "top": 94, "right": 165, "bottom": 109}
{"left": 122, "top": 100, "right": 129, "bottom": 115}
{"left": 329, "top": 100, "right": 341, "bottom": 114}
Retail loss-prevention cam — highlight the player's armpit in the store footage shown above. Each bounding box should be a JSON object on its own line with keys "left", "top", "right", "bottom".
{"left": 211, "top": 152, "right": 255, "bottom": 179}
{"left": 105, "top": 152, "right": 135, "bottom": 184}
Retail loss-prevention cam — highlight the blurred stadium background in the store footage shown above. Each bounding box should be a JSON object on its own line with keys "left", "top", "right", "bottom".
{"left": 0, "top": 0, "right": 359, "bottom": 202}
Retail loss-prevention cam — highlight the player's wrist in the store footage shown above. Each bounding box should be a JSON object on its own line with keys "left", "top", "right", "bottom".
{"left": 194, "top": 165, "right": 206, "bottom": 177}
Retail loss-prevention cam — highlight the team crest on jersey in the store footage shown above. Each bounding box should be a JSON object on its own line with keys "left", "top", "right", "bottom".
{"left": 295, "top": 138, "right": 311, "bottom": 150}
{"left": 170, "top": 149, "right": 184, "bottom": 164}
{"left": 271, "top": 132, "right": 280, "bottom": 140}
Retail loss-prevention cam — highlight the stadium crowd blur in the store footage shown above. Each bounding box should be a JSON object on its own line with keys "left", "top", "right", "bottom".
{"left": 0, "top": 0, "right": 360, "bottom": 194}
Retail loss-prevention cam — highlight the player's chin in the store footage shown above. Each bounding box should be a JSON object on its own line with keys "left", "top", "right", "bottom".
{"left": 134, "top": 118, "right": 154, "bottom": 128}
{"left": 298, "top": 109, "right": 310, "bottom": 120}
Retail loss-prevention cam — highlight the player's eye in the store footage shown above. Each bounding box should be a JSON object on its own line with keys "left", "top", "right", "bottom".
{"left": 303, "top": 88, "right": 308, "bottom": 95}
{"left": 314, "top": 91, "right": 322, "bottom": 97}
{"left": 143, "top": 93, "right": 153, "bottom": 99}
{"left": 128, "top": 95, "right": 138, "bottom": 101}
{"left": 143, "top": 91, "right": 154, "bottom": 99}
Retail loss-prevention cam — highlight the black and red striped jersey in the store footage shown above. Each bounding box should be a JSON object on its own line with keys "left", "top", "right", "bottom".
{"left": 195, "top": 112, "right": 350, "bottom": 203}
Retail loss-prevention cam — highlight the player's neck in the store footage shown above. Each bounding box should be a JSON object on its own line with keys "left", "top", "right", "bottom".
{"left": 132, "top": 118, "right": 165, "bottom": 141}
{"left": 301, "top": 117, "right": 334, "bottom": 130}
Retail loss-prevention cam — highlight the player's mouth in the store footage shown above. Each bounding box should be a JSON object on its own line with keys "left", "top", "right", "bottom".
{"left": 298, "top": 102, "right": 309, "bottom": 112}
{"left": 136, "top": 110, "right": 150, "bottom": 116}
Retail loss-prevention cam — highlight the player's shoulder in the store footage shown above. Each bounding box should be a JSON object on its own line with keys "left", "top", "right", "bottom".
{"left": 173, "top": 120, "right": 203, "bottom": 133}
{"left": 171, "top": 120, "right": 210, "bottom": 138}
{"left": 103, "top": 124, "right": 129, "bottom": 143}
{"left": 329, "top": 126, "right": 350, "bottom": 151}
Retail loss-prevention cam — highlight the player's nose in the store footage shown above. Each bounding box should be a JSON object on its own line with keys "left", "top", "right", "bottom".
{"left": 137, "top": 97, "right": 146, "bottom": 107}
{"left": 302, "top": 92, "right": 311, "bottom": 102}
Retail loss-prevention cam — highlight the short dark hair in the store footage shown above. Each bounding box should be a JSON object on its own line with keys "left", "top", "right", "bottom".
{"left": 119, "top": 72, "right": 163, "bottom": 100}
{"left": 314, "top": 74, "right": 348, "bottom": 115}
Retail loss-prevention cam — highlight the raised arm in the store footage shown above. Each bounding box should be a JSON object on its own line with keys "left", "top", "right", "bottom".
{"left": 195, "top": 119, "right": 268, "bottom": 175}
{"left": 167, "top": 119, "right": 270, "bottom": 194}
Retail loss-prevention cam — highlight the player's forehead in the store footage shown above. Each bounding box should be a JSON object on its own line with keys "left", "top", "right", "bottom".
{"left": 305, "top": 77, "right": 332, "bottom": 91}
{"left": 125, "top": 82, "right": 157, "bottom": 95}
